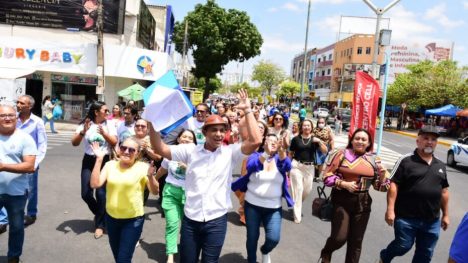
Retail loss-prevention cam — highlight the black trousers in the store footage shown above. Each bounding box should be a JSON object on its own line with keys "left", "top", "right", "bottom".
{"left": 321, "top": 189, "right": 372, "bottom": 263}
{"left": 80, "top": 154, "right": 109, "bottom": 229}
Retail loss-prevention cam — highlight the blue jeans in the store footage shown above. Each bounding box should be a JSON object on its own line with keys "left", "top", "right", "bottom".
{"left": 42, "top": 115, "right": 56, "bottom": 133}
{"left": 0, "top": 194, "right": 27, "bottom": 259}
{"left": 244, "top": 201, "right": 282, "bottom": 263}
{"left": 180, "top": 214, "right": 227, "bottom": 263}
{"left": 27, "top": 168, "right": 39, "bottom": 217}
{"left": 380, "top": 217, "right": 441, "bottom": 263}
{"left": 81, "top": 154, "right": 107, "bottom": 229}
{"left": 0, "top": 168, "right": 39, "bottom": 224}
{"left": 106, "top": 214, "right": 144, "bottom": 263}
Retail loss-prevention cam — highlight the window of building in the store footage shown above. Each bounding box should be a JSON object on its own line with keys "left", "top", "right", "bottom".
{"left": 366, "top": 47, "right": 371, "bottom": 54}
{"left": 341, "top": 50, "right": 344, "bottom": 57}
{"left": 329, "top": 54, "right": 332, "bottom": 60}
{"left": 320, "top": 85, "right": 324, "bottom": 89}
{"left": 350, "top": 48, "right": 353, "bottom": 56}
{"left": 327, "top": 69, "right": 331, "bottom": 75}
{"left": 318, "top": 58, "right": 321, "bottom": 63}
{"left": 357, "top": 47, "right": 362, "bottom": 54}
{"left": 315, "top": 85, "right": 318, "bottom": 90}
{"left": 322, "top": 70, "right": 325, "bottom": 76}
{"left": 316, "top": 72, "right": 320, "bottom": 77}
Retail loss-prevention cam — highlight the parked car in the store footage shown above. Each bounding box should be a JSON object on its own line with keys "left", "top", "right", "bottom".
{"left": 447, "top": 136, "right": 468, "bottom": 167}
{"left": 291, "top": 103, "right": 300, "bottom": 113}
{"left": 313, "top": 108, "right": 329, "bottom": 118}
{"left": 327, "top": 108, "right": 351, "bottom": 131}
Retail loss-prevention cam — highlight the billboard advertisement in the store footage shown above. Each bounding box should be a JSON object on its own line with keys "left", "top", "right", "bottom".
{"left": 388, "top": 42, "right": 453, "bottom": 83}
{"left": 137, "top": 0, "right": 156, "bottom": 50}
{"left": 0, "top": 0, "right": 125, "bottom": 34}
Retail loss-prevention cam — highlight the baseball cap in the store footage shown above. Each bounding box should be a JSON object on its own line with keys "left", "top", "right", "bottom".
{"left": 418, "top": 126, "right": 440, "bottom": 138}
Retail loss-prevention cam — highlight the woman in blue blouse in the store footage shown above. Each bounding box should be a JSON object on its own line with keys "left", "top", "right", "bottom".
{"left": 232, "top": 133, "right": 293, "bottom": 263}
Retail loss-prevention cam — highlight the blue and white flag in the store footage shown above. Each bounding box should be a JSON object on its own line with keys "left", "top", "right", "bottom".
{"left": 142, "top": 70, "right": 193, "bottom": 135}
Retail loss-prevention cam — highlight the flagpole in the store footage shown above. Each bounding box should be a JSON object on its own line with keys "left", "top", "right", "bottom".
{"left": 376, "top": 51, "right": 389, "bottom": 155}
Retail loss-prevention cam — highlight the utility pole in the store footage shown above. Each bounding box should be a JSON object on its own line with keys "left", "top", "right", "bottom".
{"left": 96, "top": 0, "right": 105, "bottom": 100}
{"left": 181, "top": 20, "right": 188, "bottom": 87}
{"left": 362, "top": 0, "right": 401, "bottom": 79}
{"left": 300, "top": 0, "right": 311, "bottom": 102}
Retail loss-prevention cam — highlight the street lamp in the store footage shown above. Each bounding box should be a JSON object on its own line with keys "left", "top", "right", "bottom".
{"left": 300, "top": 0, "right": 312, "bottom": 102}
{"left": 362, "top": 0, "right": 401, "bottom": 79}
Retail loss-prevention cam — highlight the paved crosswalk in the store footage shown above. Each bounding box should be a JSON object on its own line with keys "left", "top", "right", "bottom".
{"left": 46, "top": 130, "right": 75, "bottom": 150}
{"left": 334, "top": 134, "right": 402, "bottom": 169}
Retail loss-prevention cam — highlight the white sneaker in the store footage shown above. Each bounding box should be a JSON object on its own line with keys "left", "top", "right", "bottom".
{"left": 262, "top": 253, "right": 271, "bottom": 263}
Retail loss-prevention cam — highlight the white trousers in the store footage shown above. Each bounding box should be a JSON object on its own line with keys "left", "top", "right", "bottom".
{"left": 289, "top": 160, "right": 315, "bottom": 223}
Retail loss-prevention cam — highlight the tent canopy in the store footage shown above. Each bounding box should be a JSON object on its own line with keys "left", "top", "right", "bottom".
{"left": 425, "top": 104, "right": 461, "bottom": 117}
{"left": 117, "top": 83, "right": 146, "bottom": 101}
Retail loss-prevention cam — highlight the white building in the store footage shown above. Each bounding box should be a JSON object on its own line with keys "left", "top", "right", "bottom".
{"left": 0, "top": 0, "right": 175, "bottom": 122}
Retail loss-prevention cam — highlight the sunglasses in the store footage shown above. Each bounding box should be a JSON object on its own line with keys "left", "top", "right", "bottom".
{"left": 274, "top": 118, "right": 283, "bottom": 121}
{"left": 119, "top": 145, "right": 137, "bottom": 154}
{"left": 196, "top": 110, "right": 206, "bottom": 114}
{"left": 135, "top": 124, "right": 147, "bottom": 128}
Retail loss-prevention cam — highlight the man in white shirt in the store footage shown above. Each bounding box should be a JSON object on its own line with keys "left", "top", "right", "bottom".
{"left": 150, "top": 89, "right": 262, "bottom": 263}
{"left": 117, "top": 105, "right": 137, "bottom": 143}
{"left": 184, "top": 103, "right": 210, "bottom": 145}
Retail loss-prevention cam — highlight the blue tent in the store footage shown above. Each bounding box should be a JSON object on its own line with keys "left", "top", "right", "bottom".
{"left": 425, "top": 104, "right": 461, "bottom": 117}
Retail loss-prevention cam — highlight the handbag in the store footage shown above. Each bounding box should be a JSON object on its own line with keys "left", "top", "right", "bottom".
{"left": 312, "top": 184, "right": 333, "bottom": 221}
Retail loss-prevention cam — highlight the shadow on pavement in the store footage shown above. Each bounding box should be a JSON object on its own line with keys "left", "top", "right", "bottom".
{"left": 220, "top": 252, "right": 247, "bottom": 263}
{"left": 139, "top": 240, "right": 168, "bottom": 263}
{"left": 227, "top": 211, "right": 244, "bottom": 227}
{"left": 0, "top": 256, "right": 7, "bottom": 263}
{"left": 56, "top": 219, "right": 94, "bottom": 235}
{"left": 282, "top": 208, "right": 294, "bottom": 222}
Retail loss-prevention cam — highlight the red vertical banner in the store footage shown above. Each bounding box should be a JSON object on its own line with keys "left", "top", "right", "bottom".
{"left": 349, "top": 71, "right": 381, "bottom": 146}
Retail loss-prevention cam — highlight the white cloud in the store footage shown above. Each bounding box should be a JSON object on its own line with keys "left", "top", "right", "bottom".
{"left": 267, "top": 7, "right": 278, "bottom": 13}
{"left": 455, "top": 45, "right": 466, "bottom": 52}
{"left": 424, "top": 3, "right": 464, "bottom": 29}
{"left": 261, "top": 35, "right": 304, "bottom": 53}
{"left": 282, "top": 2, "right": 301, "bottom": 12}
{"left": 464, "top": 1, "right": 468, "bottom": 9}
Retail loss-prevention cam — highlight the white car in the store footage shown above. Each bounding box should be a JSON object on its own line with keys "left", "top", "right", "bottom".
{"left": 447, "top": 137, "right": 468, "bottom": 167}
{"left": 313, "top": 108, "right": 329, "bottom": 118}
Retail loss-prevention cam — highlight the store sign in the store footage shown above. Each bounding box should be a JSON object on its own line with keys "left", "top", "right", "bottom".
{"left": 388, "top": 41, "right": 452, "bottom": 83}
{"left": 105, "top": 44, "right": 175, "bottom": 81}
{"left": 51, "top": 74, "right": 98, "bottom": 85}
{"left": 0, "top": 0, "right": 125, "bottom": 34}
{"left": 0, "top": 78, "right": 26, "bottom": 103}
{"left": 0, "top": 36, "right": 97, "bottom": 75}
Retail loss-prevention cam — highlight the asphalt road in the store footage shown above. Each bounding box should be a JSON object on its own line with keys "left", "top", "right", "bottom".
{"left": 0, "top": 131, "right": 466, "bottom": 263}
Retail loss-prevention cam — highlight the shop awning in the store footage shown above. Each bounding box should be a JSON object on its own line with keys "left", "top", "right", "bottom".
{"left": 0, "top": 68, "right": 35, "bottom": 79}
{"left": 425, "top": 104, "right": 461, "bottom": 117}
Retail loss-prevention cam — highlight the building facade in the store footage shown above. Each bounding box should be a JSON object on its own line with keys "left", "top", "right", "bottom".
{"left": 290, "top": 48, "right": 317, "bottom": 90}
{"left": 311, "top": 44, "right": 335, "bottom": 107}
{"left": 0, "top": 0, "right": 175, "bottom": 122}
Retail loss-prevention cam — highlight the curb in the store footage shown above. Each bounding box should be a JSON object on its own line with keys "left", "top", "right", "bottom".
{"left": 386, "top": 129, "right": 453, "bottom": 147}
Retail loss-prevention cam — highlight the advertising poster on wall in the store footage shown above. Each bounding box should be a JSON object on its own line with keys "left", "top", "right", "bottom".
{"left": 388, "top": 41, "right": 453, "bottom": 83}
{"left": 0, "top": 78, "right": 26, "bottom": 103}
{"left": 0, "top": 0, "right": 125, "bottom": 34}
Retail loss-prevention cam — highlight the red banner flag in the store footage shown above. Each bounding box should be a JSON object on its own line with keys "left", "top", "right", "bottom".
{"left": 349, "top": 71, "right": 381, "bottom": 146}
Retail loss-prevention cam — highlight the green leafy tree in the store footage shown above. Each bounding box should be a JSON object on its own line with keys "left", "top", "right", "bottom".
{"left": 229, "top": 82, "right": 262, "bottom": 98}
{"left": 387, "top": 60, "right": 468, "bottom": 108}
{"left": 173, "top": 0, "right": 263, "bottom": 99}
{"left": 190, "top": 77, "right": 222, "bottom": 93}
{"left": 278, "top": 79, "right": 301, "bottom": 99}
{"left": 251, "top": 60, "right": 285, "bottom": 96}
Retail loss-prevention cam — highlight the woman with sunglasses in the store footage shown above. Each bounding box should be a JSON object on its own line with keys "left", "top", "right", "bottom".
{"left": 133, "top": 119, "right": 161, "bottom": 203}
{"left": 154, "top": 129, "right": 197, "bottom": 263}
{"left": 71, "top": 101, "right": 118, "bottom": 239}
{"left": 289, "top": 119, "right": 327, "bottom": 223}
{"left": 232, "top": 133, "right": 293, "bottom": 263}
{"left": 89, "top": 137, "right": 159, "bottom": 263}
{"left": 313, "top": 117, "right": 335, "bottom": 179}
{"left": 269, "top": 112, "right": 291, "bottom": 149}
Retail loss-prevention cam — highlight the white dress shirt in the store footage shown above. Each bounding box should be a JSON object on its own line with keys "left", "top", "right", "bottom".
{"left": 171, "top": 143, "right": 245, "bottom": 222}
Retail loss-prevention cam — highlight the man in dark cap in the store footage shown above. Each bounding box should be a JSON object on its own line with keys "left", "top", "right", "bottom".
{"left": 379, "top": 126, "right": 450, "bottom": 263}
{"left": 150, "top": 89, "right": 262, "bottom": 263}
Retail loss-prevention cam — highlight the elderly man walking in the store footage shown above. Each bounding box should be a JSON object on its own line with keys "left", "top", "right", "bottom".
{"left": 150, "top": 89, "right": 262, "bottom": 263}
{"left": 0, "top": 102, "right": 37, "bottom": 263}
{"left": 379, "top": 126, "right": 450, "bottom": 263}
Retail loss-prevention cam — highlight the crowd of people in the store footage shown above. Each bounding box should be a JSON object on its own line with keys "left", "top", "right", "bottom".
{"left": 0, "top": 90, "right": 464, "bottom": 263}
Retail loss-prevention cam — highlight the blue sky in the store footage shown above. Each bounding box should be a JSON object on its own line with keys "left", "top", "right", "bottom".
{"left": 149, "top": 0, "right": 468, "bottom": 77}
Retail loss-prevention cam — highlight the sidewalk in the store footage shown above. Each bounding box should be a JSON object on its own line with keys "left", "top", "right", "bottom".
{"left": 386, "top": 128, "right": 456, "bottom": 147}
{"left": 44, "top": 121, "right": 79, "bottom": 132}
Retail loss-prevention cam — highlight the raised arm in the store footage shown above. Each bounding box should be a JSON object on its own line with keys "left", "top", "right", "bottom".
{"left": 148, "top": 122, "right": 172, "bottom": 160}
{"left": 236, "top": 89, "right": 262, "bottom": 155}
{"left": 89, "top": 142, "right": 108, "bottom": 188}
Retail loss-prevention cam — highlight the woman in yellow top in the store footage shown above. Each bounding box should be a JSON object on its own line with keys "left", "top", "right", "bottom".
{"left": 90, "top": 137, "right": 159, "bottom": 263}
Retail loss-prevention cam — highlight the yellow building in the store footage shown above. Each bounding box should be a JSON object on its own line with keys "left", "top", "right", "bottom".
{"left": 331, "top": 34, "right": 384, "bottom": 106}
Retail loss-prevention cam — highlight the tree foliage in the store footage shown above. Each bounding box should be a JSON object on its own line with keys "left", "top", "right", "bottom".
{"left": 173, "top": 0, "right": 263, "bottom": 99}
{"left": 251, "top": 60, "right": 285, "bottom": 96}
{"left": 387, "top": 60, "right": 468, "bottom": 108}
{"left": 277, "top": 79, "right": 301, "bottom": 98}
{"left": 190, "top": 77, "right": 222, "bottom": 93}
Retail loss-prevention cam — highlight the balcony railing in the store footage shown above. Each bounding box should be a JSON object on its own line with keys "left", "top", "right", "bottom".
{"left": 313, "top": 76, "right": 332, "bottom": 82}
{"left": 316, "top": 60, "right": 333, "bottom": 68}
